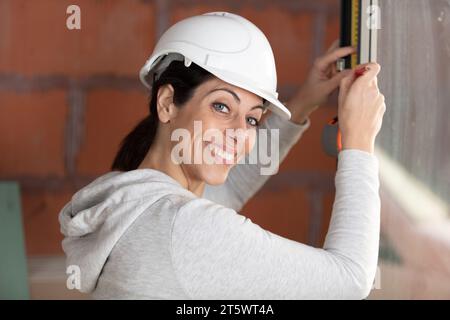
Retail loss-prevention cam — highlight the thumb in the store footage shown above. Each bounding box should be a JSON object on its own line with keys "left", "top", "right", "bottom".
{"left": 338, "top": 70, "right": 356, "bottom": 104}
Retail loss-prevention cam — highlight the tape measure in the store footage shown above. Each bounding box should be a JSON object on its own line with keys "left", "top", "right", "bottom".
{"left": 350, "top": 0, "right": 360, "bottom": 68}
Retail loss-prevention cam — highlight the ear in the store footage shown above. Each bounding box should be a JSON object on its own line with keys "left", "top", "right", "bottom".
{"left": 156, "top": 84, "right": 178, "bottom": 123}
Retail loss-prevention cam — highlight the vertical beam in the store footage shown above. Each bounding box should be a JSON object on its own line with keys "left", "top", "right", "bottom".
{"left": 65, "top": 82, "right": 85, "bottom": 178}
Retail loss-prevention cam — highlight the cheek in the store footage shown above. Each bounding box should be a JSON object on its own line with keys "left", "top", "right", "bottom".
{"left": 240, "top": 129, "right": 257, "bottom": 157}
{"left": 188, "top": 116, "right": 222, "bottom": 158}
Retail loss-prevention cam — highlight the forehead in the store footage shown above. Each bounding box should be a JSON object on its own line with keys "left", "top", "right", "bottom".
{"left": 197, "top": 77, "right": 263, "bottom": 102}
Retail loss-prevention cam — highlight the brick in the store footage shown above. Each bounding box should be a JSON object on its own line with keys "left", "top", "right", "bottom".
{"left": 242, "top": 187, "right": 310, "bottom": 244}
{"left": 0, "top": 90, "right": 68, "bottom": 177}
{"left": 0, "top": 0, "right": 155, "bottom": 76}
{"left": 170, "top": 5, "right": 315, "bottom": 86}
{"left": 76, "top": 89, "right": 149, "bottom": 176}
{"left": 21, "top": 190, "right": 73, "bottom": 255}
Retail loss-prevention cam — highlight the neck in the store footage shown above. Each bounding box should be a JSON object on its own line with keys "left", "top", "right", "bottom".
{"left": 138, "top": 143, "right": 205, "bottom": 197}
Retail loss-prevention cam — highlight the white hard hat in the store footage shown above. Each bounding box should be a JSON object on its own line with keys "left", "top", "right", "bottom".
{"left": 139, "top": 11, "right": 291, "bottom": 120}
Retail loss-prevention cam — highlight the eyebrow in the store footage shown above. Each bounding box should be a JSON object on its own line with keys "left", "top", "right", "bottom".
{"left": 206, "top": 88, "right": 267, "bottom": 111}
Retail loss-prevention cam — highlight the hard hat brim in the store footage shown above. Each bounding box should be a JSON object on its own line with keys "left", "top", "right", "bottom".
{"left": 139, "top": 52, "right": 292, "bottom": 121}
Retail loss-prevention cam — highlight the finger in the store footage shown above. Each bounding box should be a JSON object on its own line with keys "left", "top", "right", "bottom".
{"left": 328, "top": 55, "right": 338, "bottom": 78}
{"left": 326, "top": 39, "right": 340, "bottom": 54}
{"left": 353, "top": 63, "right": 381, "bottom": 87}
{"left": 316, "top": 46, "right": 357, "bottom": 70}
{"left": 330, "top": 61, "right": 337, "bottom": 78}
{"left": 372, "top": 74, "right": 378, "bottom": 88}
{"left": 355, "top": 63, "right": 378, "bottom": 87}
{"left": 375, "top": 93, "right": 385, "bottom": 112}
{"left": 369, "top": 76, "right": 378, "bottom": 89}
{"left": 326, "top": 39, "right": 340, "bottom": 78}
{"left": 338, "top": 70, "right": 356, "bottom": 103}
{"left": 374, "top": 96, "right": 386, "bottom": 126}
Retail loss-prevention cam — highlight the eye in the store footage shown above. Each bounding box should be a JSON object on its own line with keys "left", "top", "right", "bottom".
{"left": 212, "top": 102, "right": 230, "bottom": 114}
{"left": 247, "top": 116, "right": 260, "bottom": 127}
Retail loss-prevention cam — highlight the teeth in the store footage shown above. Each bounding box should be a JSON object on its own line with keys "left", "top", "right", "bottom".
{"left": 211, "top": 144, "right": 234, "bottom": 161}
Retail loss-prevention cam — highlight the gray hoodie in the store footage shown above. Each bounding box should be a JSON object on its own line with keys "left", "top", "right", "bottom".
{"left": 58, "top": 112, "right": 380, "bottom": 299}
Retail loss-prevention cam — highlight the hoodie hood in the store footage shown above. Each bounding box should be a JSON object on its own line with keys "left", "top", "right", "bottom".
{"left": 58, "top": 169, "right": 196, "bottom": 293}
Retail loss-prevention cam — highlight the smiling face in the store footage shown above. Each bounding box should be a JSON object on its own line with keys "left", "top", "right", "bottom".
{"left": 164, "top": 77, "right": 266, "bottom": 186}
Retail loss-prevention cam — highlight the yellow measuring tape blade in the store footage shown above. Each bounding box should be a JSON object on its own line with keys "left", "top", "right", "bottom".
{"left": 350, "top": 0, "right": 360, "bottom": 68}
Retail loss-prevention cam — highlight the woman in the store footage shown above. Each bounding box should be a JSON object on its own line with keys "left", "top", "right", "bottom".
{"left": 59, "top": 12, "right": 385, "bottom": 299}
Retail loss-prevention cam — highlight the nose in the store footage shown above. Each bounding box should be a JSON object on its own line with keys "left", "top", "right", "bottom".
{"left": 228, "top": 115, "right": 249, "bottom": 140}
{"left": 223, "top": 115, "right": 251, "bottom": 154}
{"left": 234, "top": 113, "right": 250, "bottom": 131}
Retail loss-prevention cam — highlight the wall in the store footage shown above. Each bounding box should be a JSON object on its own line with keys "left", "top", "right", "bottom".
{"left": 0, "top": 0, "right": 341, "bottom": 256}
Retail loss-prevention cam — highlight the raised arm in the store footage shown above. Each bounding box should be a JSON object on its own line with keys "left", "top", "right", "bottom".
{"left": 172, "top": 149, "right": 380, "bottom": 299}
{"left": 202, "top": 111, "right": 310, "bottom": 211}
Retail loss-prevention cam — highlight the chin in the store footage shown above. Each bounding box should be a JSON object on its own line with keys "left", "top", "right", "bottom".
{"left": 200, "top": 163, "right": 234, "bottom": 186}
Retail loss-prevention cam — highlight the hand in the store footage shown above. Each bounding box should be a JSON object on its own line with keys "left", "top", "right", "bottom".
{"left": 338, "top": 62, "right": 386, "bottom": 154}
{"left": 288, "top": 39, "right": 356, "bottom": 124}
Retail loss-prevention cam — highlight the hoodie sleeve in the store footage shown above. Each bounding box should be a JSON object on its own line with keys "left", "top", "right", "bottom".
{"left": 202, "top": 111, "right": 310, "bottom": 212}
{"left": 171, "top": 149, "right": 380, "bottom": 299}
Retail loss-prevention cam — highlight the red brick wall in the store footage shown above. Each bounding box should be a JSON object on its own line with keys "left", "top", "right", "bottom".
{"left": 0, "top": 0, "right": 341, "bottom": 255}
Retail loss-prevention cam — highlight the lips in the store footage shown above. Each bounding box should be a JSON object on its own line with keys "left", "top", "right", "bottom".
{"left": 206, "top": 142, "right": 237, "bottom": 164}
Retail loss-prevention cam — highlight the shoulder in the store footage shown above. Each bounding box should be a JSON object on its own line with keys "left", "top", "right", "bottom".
{"left": 173, "top": 197, "right": 246, "bottom": 228}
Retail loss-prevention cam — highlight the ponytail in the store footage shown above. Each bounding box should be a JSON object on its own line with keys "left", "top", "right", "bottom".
{"left": 111, "top": 113, "right": 158, "bottom": 171}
